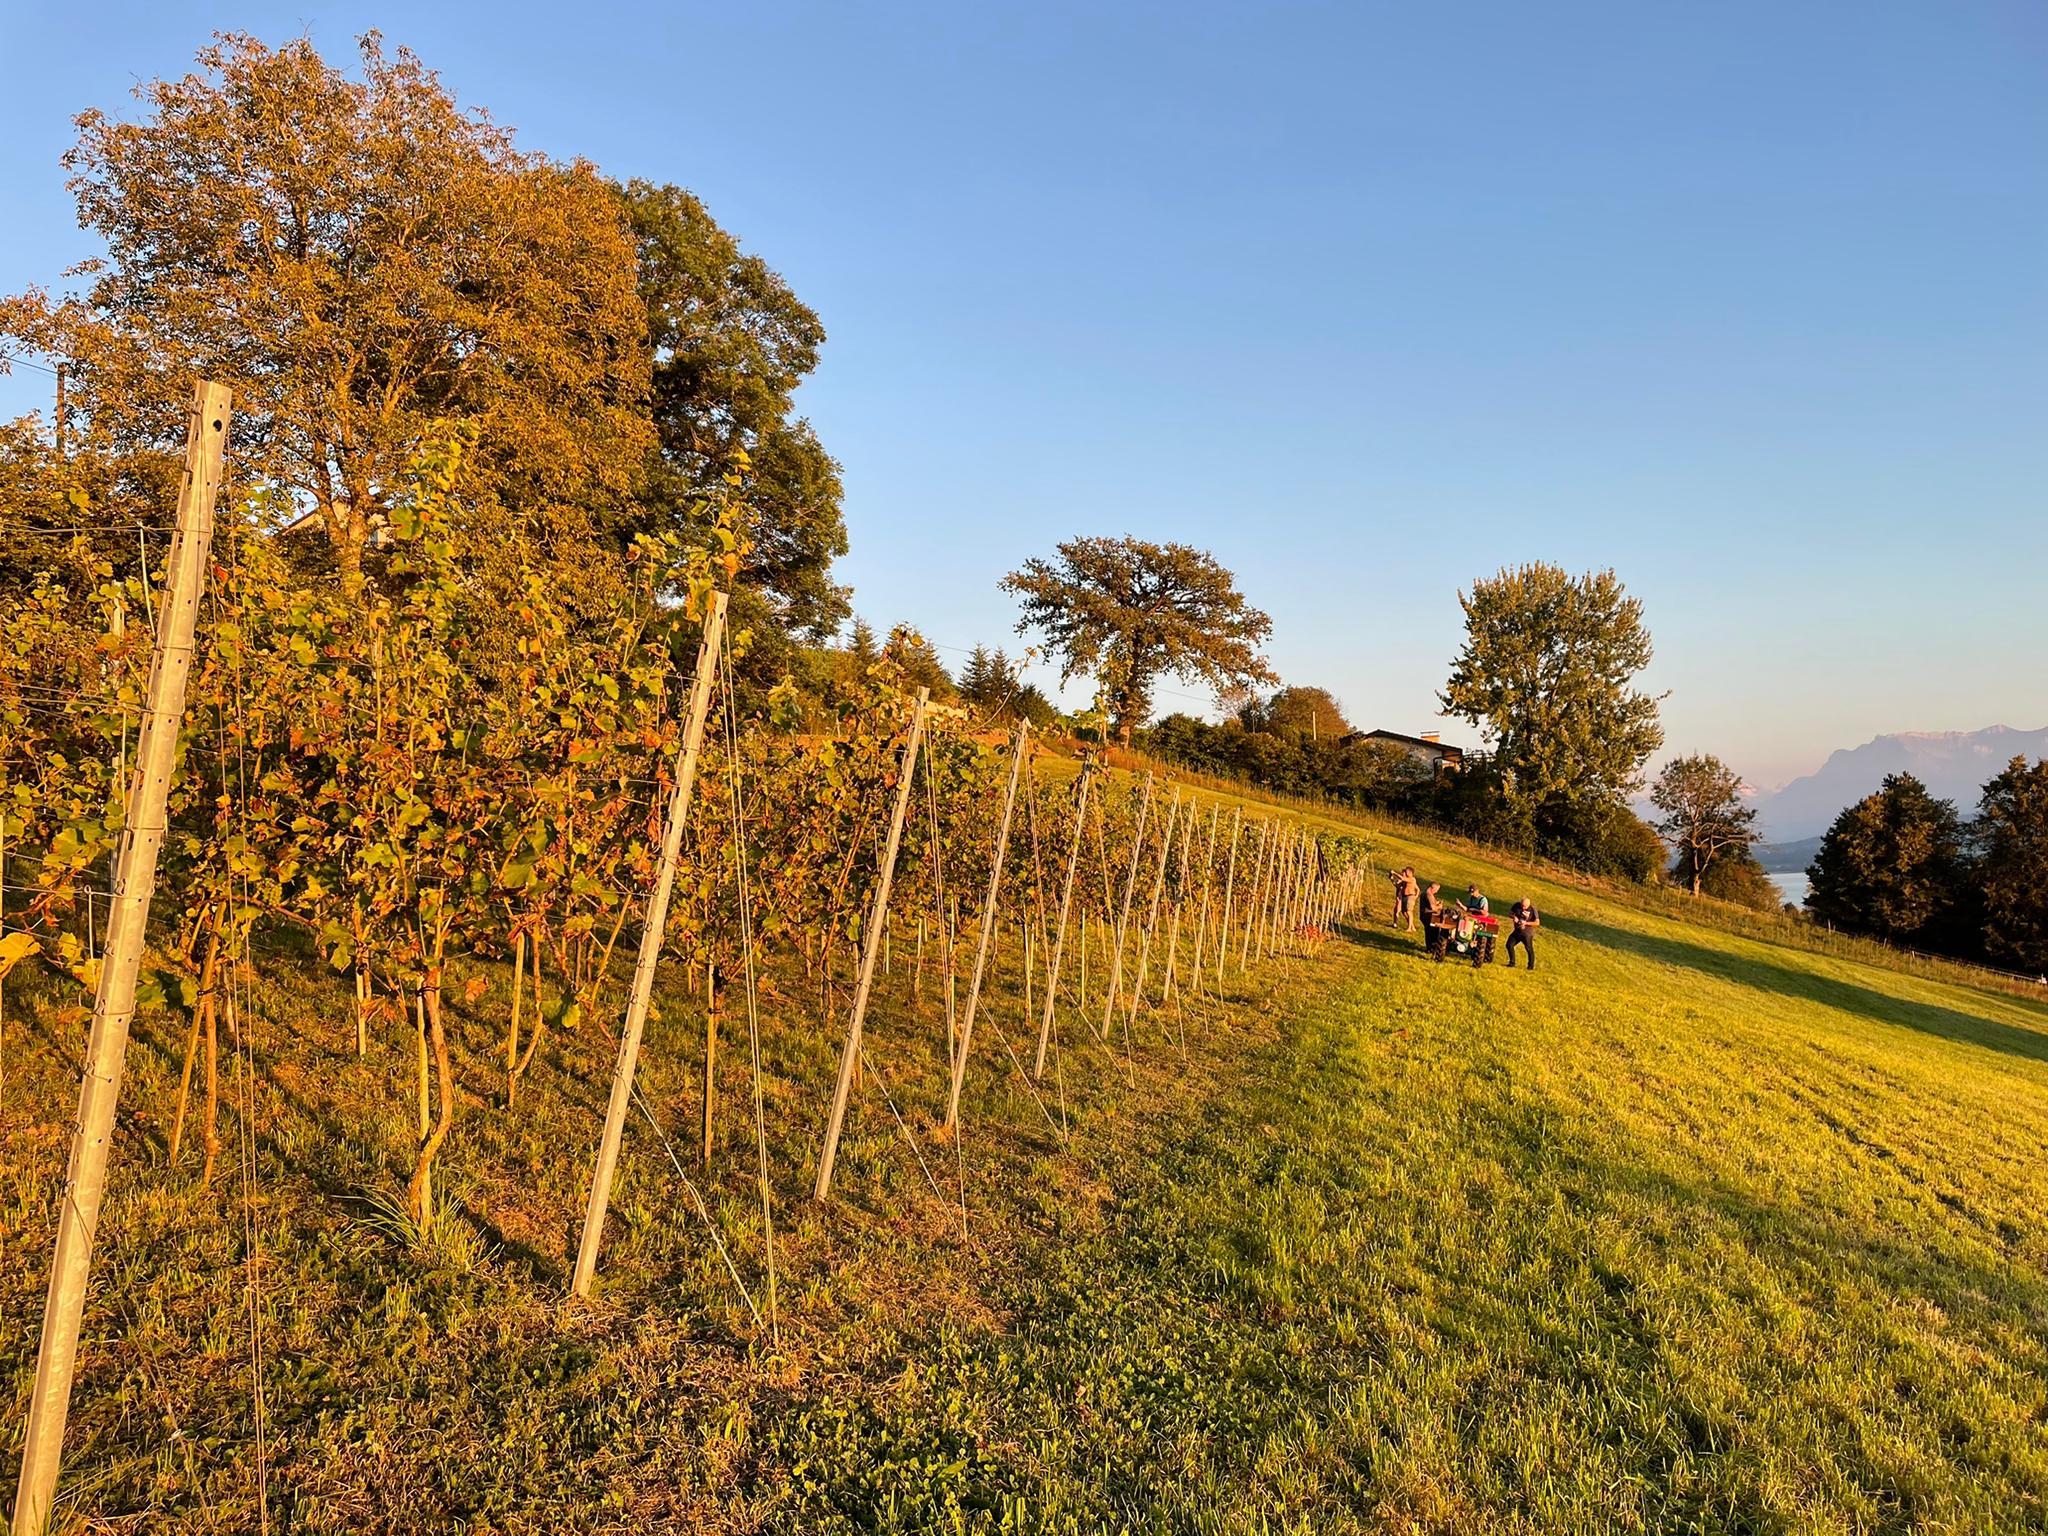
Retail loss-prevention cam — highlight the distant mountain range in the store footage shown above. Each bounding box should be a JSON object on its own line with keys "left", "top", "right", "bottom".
{"left": 1750, "top": 725, "right": 2048, "bottom": 841}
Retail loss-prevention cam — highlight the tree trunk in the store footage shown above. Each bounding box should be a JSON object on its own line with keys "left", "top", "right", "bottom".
{"left": 353, "top": 902, "right": 370, "bottom": 1056}
{"left": 509, "top": 938, "right": 547, "bottom": 1101}
{"left": 169, "top": 916, "right": 222, "bottom": 1167}
{"left": 505, "top": 927, "right": 525, "bottom": 1107}
{"left": 407, "top": 970, "right": 454, "bottom": 1226}
{"left": 702, "top": 968, "right": 722, "bottom": 1169}
{"left": 200, "top": 962, "right": 221, "bottom": 1186}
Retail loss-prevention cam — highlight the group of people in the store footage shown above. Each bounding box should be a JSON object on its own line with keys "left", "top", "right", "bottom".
{"left": 1389, "top": 866, "right": 1540, "bottom": 969}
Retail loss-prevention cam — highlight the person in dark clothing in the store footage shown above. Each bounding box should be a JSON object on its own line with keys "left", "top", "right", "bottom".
{"left": 1418, "top": 881, "right": 1446, "bottom": 960}
{"left": 1506, "top": 896, "right": 1540, "bottom": 969}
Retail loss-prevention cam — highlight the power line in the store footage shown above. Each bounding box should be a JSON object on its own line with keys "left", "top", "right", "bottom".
{"left": 0, "top": 351, "right": 63, "bottom": 379}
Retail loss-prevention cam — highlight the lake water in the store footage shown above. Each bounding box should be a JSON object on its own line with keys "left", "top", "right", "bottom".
{"left": 1768, "top": 871, "right": 1810, "bottom": 906}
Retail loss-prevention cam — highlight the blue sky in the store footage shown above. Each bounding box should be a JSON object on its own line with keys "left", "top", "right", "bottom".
{"left": 3, "top": 2, "right": 2043, "bottom": 788}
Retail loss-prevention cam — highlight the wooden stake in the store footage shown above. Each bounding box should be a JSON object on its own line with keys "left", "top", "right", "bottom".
{"left": 702, "top": 965, "right": 720, "bottom": 1169}
{"left": 14, "top": 381, "right": 229, "bottom": 1536}
{"left": 1214, "top": 807, "right": 1241, "bottom": 993}
{"left": 354, "top": 903, "right": 370, "bottom": 1059}
{"left": 570, "top": 591, "right": 728, "bottom": 1298}
{"left": 1099, "top": 773, "right": 1153, "bottom": 1040}
{"left": 814, "top": 688, "right": 929, "bottom": 1202}
{"left": 505, "top": 928, "right": 525, "bottom": 1106}
{"left": 168, "top": 911, "right": 220, "bottom": 1165}
{"left": 1033, "top": 760, "right": 1091, "bottom": 1080}
{"left": 1237, "top": 820, "right": 1270, "bottom": 974}
{"left": 1190, "top": 805, "right": 1220, "bottom": 1000}
{"left": 1124, "top": 787, "right": 1180, "bottom": 1037}
{"left": 944, "top": 723, "right": 1026, "bottom": 1134}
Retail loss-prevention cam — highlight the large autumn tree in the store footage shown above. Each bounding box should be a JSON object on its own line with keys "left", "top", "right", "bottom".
{"left": 621, "top": 181, "right": 848, "bottom": 639}
{"left": 1003, "top": 536, "right": 1274, "bottom": 744}
{"left": 0, "top": 32, "right": 653, "bottom": 593}
{"left": 1441, "top": 564, "right": 1663, "bottom": 832}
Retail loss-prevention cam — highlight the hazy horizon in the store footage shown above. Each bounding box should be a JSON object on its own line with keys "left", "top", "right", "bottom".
{"left": 4, "top": 2, "right": 2043, "bottom": 792}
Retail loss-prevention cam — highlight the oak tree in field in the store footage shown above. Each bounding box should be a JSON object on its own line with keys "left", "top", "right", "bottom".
{"left": 0, "top": 33, "right": 652, "bottom": 593}
{"left": 1440, "top": 564, "right": 1663, "bottom": 831}
{"left": 1973, "top": 755, "right": 2048, "bottom": 972}
{"left": 1651, "top": 754, "right": 1759, "bottom": 896}
{"left": 1003, "top": 536, "right": 1274, "bottom": 745}
{"left": 1807, "top": 773, "right": 1970, "bottom": 948}
{"left": 623, "top": 181, "right": 849, "bottom": 638}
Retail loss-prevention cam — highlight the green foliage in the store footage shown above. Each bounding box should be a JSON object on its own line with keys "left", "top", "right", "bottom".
{"left": 1674, "top": 840, "right": 1782, "bottom": 911}
{"left": 1651, "top": 753, "right": 1760, "bottom": 896}
{"left": 1237, "top": 685, "right": 1353, "bottom": 740}
{"left": 1973, "top": 755, "right": 2048, "bottom": 973}
{"left": 1808, "top": 774, "right": 1973, "bottom": 951}
{"left": 882, "top": 624, "right": 956, "bottom": 701}
{"left": 1534, "top": 795, "right": 1666, "bottom": 883}
{"left": 957, "top": 644, "right": 1056, "bottom": 728}
{"left": 1003, "top": 536, "right": 1275, "bottom": 744}
{"left": 1145, "top": 713, "right": 1428, "bottom": 806}
{"left": 622, "top": 179, "right": 849, "bottom": 639}
{"left": 1440, "top": 563, "right": 1663, "bottom": 819}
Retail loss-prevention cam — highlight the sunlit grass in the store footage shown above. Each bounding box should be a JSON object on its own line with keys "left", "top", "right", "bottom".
{"left": 5, "top": 797, "right": 2047, "bottom": 1532}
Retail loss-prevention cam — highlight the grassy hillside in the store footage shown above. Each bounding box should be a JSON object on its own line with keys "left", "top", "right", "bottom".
{"left": 5, "top": 782, "right": 2048, "bottom": 1533}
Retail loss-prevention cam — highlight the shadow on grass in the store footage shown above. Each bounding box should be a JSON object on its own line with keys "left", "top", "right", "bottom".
{"left": 1334, "top": 919, "right": 1433, "bottom": 963}
{"left": 1553, "top": 914, "right": 2048, "bottom": 1067}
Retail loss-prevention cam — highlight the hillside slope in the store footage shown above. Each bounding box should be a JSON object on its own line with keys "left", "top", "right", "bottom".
{"left": 4, "top": 785, "right": 2047, "bottom": 1532}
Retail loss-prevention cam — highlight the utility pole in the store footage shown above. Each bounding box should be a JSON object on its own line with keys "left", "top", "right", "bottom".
{"left": 815, "top": 688, "right": 928, "bottom": 1201}
{"left": 14, "top": 382, "right": 230, "bottom": 1536}
{"left": 571, "top": 591, "right": 728, "bottom": 1298}
{"left": 53, "top": 363, "right": 66, "bottom": 460}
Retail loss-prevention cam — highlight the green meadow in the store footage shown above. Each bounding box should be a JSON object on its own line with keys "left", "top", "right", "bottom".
{"left": 6, "top": 790, "right": 2048, "bottom": 1534}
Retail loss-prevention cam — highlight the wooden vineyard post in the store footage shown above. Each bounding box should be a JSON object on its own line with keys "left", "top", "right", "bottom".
{"left": 943, "top": 722, "right": 1027, "bottom": 1136}
{"left": 569, "top": 591, "right": 728, "bottom": 1299}
{"left": 1098, "top": 773, "right": 1153, "bottom": 1040}
{"left": 1124, "top": 787, "right": 1180, "bottom": 1037}
{"left": 14, "top": 382, "right": 230, "bottom": 1536}
{"left": 1237, "top": 820, "right": 1270, "bottom": 975}
{"left": 814, "top": 688, "right": 929, "bottom": 1202}
{"left": 1190, "top": 805, "right": 1220, "bottom": 1001}
{"left": 1260, "top": 832, "right": 1285, "bottom": 960}
{"left": 1254, "top": 829, "right": 1279, "bottom": 963}
{"left": 1034, "top": 760, "right": 1092, "bottom": 1080}
{"left": 1214, "top": 808, "right": 1241, "bottom": 992}
{"left": 1268, "top": 829, "right": 1295, "bottom": 959}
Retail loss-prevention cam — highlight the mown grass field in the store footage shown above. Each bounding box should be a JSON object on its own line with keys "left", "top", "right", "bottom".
{"left": 6, "top": 786, "right": 2048, "bottom": 1533}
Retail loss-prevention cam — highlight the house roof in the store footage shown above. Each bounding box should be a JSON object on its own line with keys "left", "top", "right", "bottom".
{"left": 1349, "top": 728, "right": 1465, "bottom": 757}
